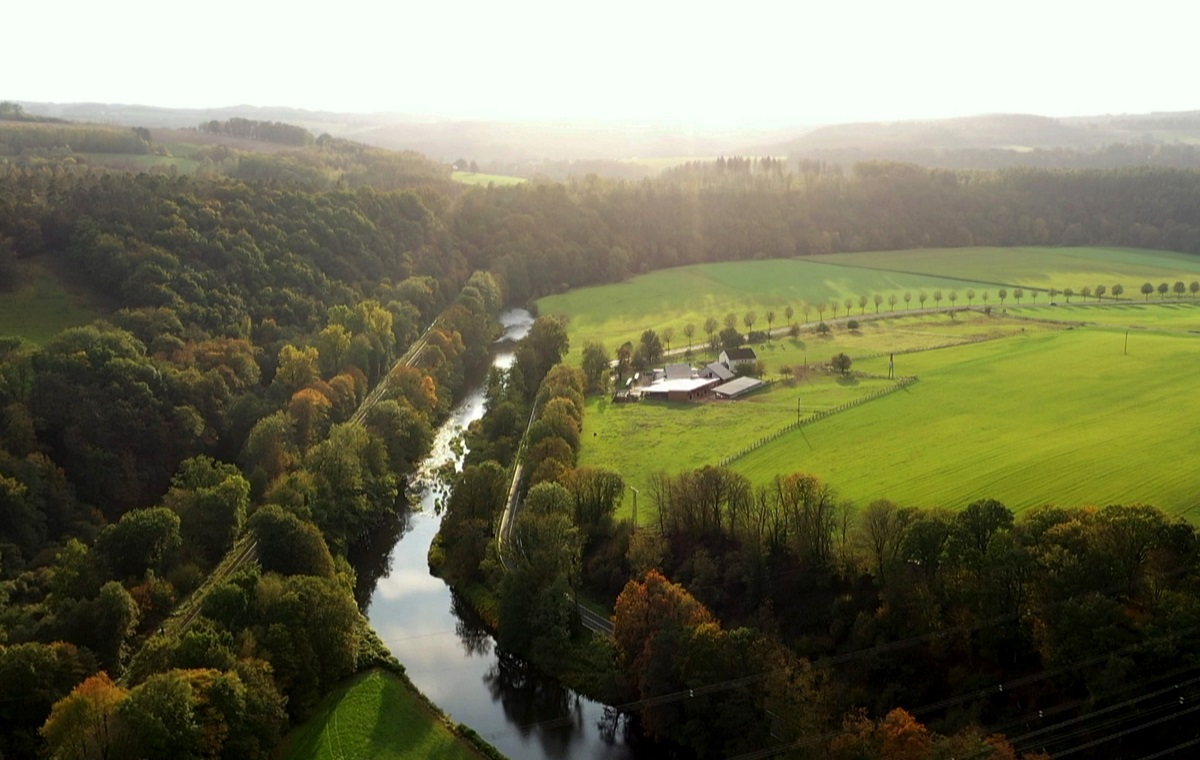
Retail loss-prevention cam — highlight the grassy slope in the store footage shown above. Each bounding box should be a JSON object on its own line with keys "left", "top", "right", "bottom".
{"left": 539, "top": 248, "right": 1200, "bottom": 363}
{"left": 451, "top": 171, "right": 525, "bottom": 187}
{"left": 277, "top": 670, "right": 487, "bottom": 760}
{"left": 734, "top": 314, "right": 1200, "bottom": 517}
{"left": 540, "top": 258, "right": 1025, "bottom": 363}
{"left": 807, "top": 246, "right": 1200, "bottom": 291}
{"left": 0, "top": 261, "right": 103, "bottom": 343}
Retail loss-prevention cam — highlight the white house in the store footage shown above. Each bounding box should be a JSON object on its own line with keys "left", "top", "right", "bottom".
{"left": 719, "top": 347, "right": 757, "bottom": 369}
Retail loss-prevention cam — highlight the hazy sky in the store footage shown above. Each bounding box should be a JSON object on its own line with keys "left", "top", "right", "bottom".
{"left": 7, "top": 0, "right": 1194, "bottom": 127}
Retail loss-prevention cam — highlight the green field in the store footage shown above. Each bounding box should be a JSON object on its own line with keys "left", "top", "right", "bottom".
{"left": 0, "top": 263, "right": 103, "bottom": 343}
{"left": 278, "top": 670, "right": 486, "bottom": 760}
{"left": 451, "top": 171, "right": 525, "bottom": 187}
{"left": 537, "top": 247, "right": 1200, "bottom": 363}
{"left": 732, "top": 319, "right": 1200, "bottom": 517}
{"left": 554, "top": 248, "right": 1200, "bottom": 522}
{"left": 809, "top": 246, "right": 1200, "bottom": 291}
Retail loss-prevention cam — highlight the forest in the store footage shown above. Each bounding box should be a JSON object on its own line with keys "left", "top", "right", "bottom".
{"left": 3, "top": 133, "right": 1200, "bottom": 757}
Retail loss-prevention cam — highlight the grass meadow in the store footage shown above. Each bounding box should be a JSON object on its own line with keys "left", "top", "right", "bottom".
{"left": 537, "top": 247, "right": 1200, "bottom": 363}
{"left": 278, "top": 670, "right": 485, "bottom": 760}
{"left": 555, "top": 248, "right": 1200, "bottom": 523}
{"left": 732, "top": 321, "right": 1200, "bottom": 517}
{"left": 0, "top": 262, "right": 103, "bottom": 343}
{"left": 451, "top": 171, "right": 525, "bottom": 187}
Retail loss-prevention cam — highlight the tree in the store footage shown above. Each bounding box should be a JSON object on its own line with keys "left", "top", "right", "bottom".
{"left": 723, "top": 313, "right": 737, "bottom": 330}
{"left": 1048, "top": 287, "right": 1059, "bottom": 301}
{"left": 743, "top": 311, "right": 756, "bottom": 334}
{"left": 873, "top": 294, "right": 883, "bottom": 313}
{"left": 683, "top": 323, "right": 695, "bottom": 351}
{"left": 932, "top": 290, "right": 942, "bottom": 309}
{"left": 1113, "top": 283, "right": 1125, "bottom": 299}
{"left": 166, "top": 456, "right": 251, "bottom": 566}
{"left": 1174, "top": 281, "right": 1186, "bottom": 298}
{"left": 918, "top": 292, "right": 928, "bottom": 309}
{"left": 1191, "top": 281, "right": 1200, "bottom": 298}
{"left": 1064, "top": 287, "right": 1074, "bottom": 302}
{"left": 888, "top": 294, "right": 898, "bottom": 311}
{"left": 94, "top": 507, "right": 181, "bottom": 580}
{"left": 1013, "top": 287, "right": 1024, "bottom": 304}
{"left": 703, "top": 318, "right": 718, "bottom": 350}
{"left": 661, "top": 326, "right": 675, "bottom": 354}
{"left": 966, "top": 289, "right": 975, "bottom": 305}
{"left": 1158, "top": 282, "right": 1169, "bottom": 299}
{"left": 1080, "top": 286, "right": 1092, "bottom": 301}
{"left": 998, "top": 288, "right": 1007, "bottom": 305}
{"left": 949, "top": 291, "right": 958, "bottom": 308}
{"left": 784, "top": 305, "right": 794, "bottom": 326}
{"left": 857, "top": 499, "right": 910, "bottom": 583}
{"left": 981, "top": 291, "right": 989, "bottom": 304}
{"left": 1142, "top": 282, "right": 1154, "bottom": 300}
{"left": 816, "top": 302, "right": 827, "bottom": 321}
{"left": 765, "top": 310, "right": 776, "bottom": 337}
{"left": 843, "top": 297, "right": 853, "bottom": 317}
{"left": 802, "top": 302, "right": 811, "bottom": 323}
{"left": 616, "top": 341, "right": 633, "bottom": 379}
{"left": 272, "top": 344, "right": 319, "bottom": 397}
{"left": 248, "top": 505, "right": 335, "bottom": 577}
{"left": 635, "top": 329, "right": 663, "bottom": 368}
{"left": 580, "top": 341, "right": 611, "bottom": 394}
{"left": 904, "top": 291, "right": 912, "bottom": 309}
{"left": 1094, "top": 284, "right": 1106, "bottom": 300}
{"left": 858, "top": 295, "right": 868, "bottom": 314}
{"left": 41, "top": 673, "right": 128, "bottom": 760}
{"left": 831, "top": 353, "right": 852, "bottom": 375}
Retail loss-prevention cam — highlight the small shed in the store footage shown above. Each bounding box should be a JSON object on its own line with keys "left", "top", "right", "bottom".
{"left": 713, "top": 376, "right": 765, "bottom": 399}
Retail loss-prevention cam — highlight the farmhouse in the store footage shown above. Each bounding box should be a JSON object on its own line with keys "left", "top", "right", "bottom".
{"left": 719, "top": 347, "right": 757, "bottom": 369}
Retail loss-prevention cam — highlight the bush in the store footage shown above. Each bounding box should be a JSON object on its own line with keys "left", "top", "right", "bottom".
{"left": 847, "top": 319, "right": 859, "bottom": 330}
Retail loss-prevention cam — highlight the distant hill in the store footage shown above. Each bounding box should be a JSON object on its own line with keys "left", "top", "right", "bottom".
{"left": 15, "top": 101, "right": 794, "bottom": 166}
{"left": 750, "top": 111, "right": 1200, "bottom": 170}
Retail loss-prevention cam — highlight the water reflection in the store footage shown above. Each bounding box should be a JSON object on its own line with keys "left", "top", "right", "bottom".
{"left": 359, "top": 308, "right": 645, "bottom": 760}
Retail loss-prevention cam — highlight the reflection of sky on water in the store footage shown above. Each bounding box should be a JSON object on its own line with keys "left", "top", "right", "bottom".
{"left": 364, "top": 309, "right": 640, "bottom": 760}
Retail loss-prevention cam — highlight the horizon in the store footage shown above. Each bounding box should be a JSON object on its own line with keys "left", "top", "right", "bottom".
{"left": 7, "top": 0, "right": 1196, "bottom": 131}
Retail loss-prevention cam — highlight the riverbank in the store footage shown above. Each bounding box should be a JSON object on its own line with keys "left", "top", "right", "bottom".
{"left": 276, "top": 669, "right": 503, "bottom": 760}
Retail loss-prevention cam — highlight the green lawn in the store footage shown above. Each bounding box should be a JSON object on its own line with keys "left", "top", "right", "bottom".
{"left": 278, "top": 670, "right": 487, "bottom": 760}
{"left": 0, "top": 263, "right": 103, "bottom": 343}
{"left": 733, "top": 323, "right": 1200, "bottom": 518}
{"left": 451, "top": 171, "right": 525, "bottom": 187}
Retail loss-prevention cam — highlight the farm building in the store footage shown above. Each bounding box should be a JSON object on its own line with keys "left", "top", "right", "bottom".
{"left": 719, "top": 347, "right": 757, "bottom": 369}
{"left": 713, "top": 376, "right": 765, "bottom": 399}
{"left": 699, "top": 361, "right": 735, "bottom": 381}
{"left": 642, "top": 376, "right": 721, "bottom": 402}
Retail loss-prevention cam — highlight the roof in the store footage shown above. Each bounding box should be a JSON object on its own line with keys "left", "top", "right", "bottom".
{"left": 665, "top": 363, "right": 694, "bottom": 380}
{"left": 713, "top": 376, "right": 765, "bottom": 398}
{"left": 645, "top": 377, "right": 719, "bottom": 394}
{"left": 704, "top": 362, "right": 735, "bottom": 381}
{"left": 723, "top": 347, "right": 757, "bottom": 361}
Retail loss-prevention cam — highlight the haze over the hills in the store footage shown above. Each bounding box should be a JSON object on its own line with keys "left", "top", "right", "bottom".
{"left": 6, "top": 0, "right": 1195, "bottom": 129}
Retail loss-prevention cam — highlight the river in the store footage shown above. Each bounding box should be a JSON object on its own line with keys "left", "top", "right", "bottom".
{"left": 355, "top": 309, "right": 643, "bottom": 760}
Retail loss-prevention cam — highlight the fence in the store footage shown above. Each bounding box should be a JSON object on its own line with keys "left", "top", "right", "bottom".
{"left": 715, "top": 375, "right": 919, "bottom": 468}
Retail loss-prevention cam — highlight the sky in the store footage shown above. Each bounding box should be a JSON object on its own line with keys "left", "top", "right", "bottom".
{"left": 6, "top": 0, "right": 1195, "bottom": 128}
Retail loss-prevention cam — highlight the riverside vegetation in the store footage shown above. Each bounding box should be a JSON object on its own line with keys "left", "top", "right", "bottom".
{"left": 5, "top": 116, "right": 1200, "bottom": 757}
